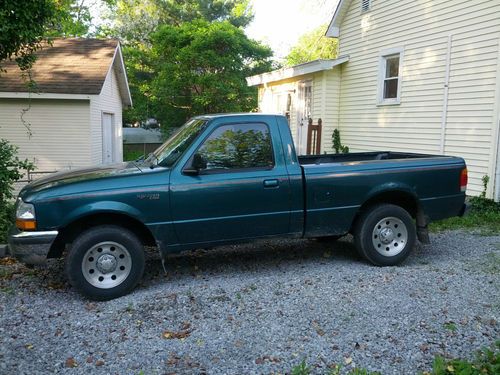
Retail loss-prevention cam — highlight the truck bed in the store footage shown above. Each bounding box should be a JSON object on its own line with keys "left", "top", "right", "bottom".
{"left": 298, "top": 151, "right": 441, "bottom": 165}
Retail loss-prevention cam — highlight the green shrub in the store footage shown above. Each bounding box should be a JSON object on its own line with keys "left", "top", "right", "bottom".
{"left": 332, "top": 129, "right": 349, "bottom": 154}
{"left": 0, "top": 139, "right": 34, "bottom": 242}
{"left": 428, "top": 341, "right": 499, "bottom": 375}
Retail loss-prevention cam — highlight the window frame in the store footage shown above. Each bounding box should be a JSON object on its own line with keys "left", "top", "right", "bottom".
{"left": 182, "top": 122, "right": 276, "bottom": 175}
{"left": 377, "top": 47, "right": 404, "bottom": 106}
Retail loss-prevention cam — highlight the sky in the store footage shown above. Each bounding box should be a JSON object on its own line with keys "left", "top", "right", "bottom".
{"left": 245, "top": 0, "right": 339, "bottom": 60}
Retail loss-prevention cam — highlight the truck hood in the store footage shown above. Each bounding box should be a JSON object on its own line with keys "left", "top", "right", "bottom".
{"left": 22, "top": 162, "right": 145, "bottom": 195}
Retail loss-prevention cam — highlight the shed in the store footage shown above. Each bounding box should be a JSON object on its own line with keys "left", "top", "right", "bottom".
{"left": 0, "top": 38, "right": 132, "bottom": 178}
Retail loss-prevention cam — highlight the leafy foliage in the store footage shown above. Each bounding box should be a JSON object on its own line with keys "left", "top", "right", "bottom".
{"left": 332, "top": 129, "right": 349, "bottom": 154}
{"left": 127, "top": 19, "right": 272, "bottom": 129}
{"left": 285, "top": 24, "right": 338, "bottom": 66}
{"left": 0, "top": 0, "right": 56, "bottom": 71}
{"left": 0, "top": 139, "right": 35, "bottom": 242}
{"left": 428, "top": 341, "right": 499, "bottom": 375}
{"left": 107, "top": 0, "right": 253, "bottom": 43}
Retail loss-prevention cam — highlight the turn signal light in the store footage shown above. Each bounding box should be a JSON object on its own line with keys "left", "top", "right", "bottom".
{"left": 460, "top": 168, "right": 468, "bottom": 192}
{"left": 16, "top": 219, "right": 37, "bottom": 231}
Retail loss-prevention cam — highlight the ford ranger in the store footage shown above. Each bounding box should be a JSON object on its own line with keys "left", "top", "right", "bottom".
{"left": 8, "top": 114, "right": 467, "bottom": 300}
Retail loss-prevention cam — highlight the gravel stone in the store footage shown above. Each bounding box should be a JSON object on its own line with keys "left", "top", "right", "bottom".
{"left": 0, "top": 230, "right": 498, "bottom": 374}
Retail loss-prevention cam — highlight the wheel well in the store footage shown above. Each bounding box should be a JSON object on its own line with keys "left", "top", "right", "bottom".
{"left": 350, "top": 191, "right": 422, "bottom": 233}
{"left": 48, "top": 213, "right": 157, "bottom": 259}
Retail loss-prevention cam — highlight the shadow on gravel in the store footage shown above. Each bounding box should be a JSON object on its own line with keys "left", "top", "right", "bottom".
{"left": 140, "top": 237, "right": 363, "bottom": 288}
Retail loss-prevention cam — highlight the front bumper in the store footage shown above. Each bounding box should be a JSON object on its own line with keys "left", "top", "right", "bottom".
{"left": 7, "top": 226, "right": 58, "bottom": 265}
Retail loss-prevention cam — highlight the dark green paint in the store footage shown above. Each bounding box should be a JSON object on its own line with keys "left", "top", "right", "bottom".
{"left": 16, "top": 114, "right": 466, "bottom": 256}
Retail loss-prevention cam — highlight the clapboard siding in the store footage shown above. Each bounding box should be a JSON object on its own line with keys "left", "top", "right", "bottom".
{"left": 0, "top": 99, "right": 91, "bottom": 172}
{"left": 256, "top": 69, "right": 342, "bottom": 154}
{"left": 90, "top": 68, "right": 124, "bottom": 164}
{"left": 338, "top": 0, "right": 500, "bottom": 196}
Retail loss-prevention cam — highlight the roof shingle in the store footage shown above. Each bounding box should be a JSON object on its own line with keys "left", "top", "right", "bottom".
{"left": 0, "top": 38, "right": 119, "bottom": 95}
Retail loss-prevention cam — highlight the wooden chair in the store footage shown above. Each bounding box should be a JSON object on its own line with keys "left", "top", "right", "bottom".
{"left": 306, "top": 118, "right": 322, "bottom": 155}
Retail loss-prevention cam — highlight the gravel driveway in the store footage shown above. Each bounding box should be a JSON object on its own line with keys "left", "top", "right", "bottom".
{"left": 1, "top": 230, "right": 499, "bottom": 374}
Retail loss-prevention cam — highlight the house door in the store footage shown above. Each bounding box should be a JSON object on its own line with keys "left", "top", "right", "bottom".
{"left": 297, "top": 81, "right": 312, "bottom": 155}
{"left": 102, "top": 113, "right": 115, "bottom": 164}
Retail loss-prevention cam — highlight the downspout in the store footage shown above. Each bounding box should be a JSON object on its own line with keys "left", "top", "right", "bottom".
{"left": 495, "top": 117, "right": 500, "bottom": 201}
{"left": 439, "top": 35, "right": 453, "bottom": 154}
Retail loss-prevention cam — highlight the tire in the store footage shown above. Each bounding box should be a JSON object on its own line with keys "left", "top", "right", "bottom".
{"left": 66, "top": 225, "right": 145, "bottom": 300}
{"left": 354, "top": 204, "right": 416, "bottom": 266}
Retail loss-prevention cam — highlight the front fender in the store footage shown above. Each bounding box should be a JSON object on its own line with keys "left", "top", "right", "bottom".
{"left": 58, "top": 201, "right": 145, "bottom": 229}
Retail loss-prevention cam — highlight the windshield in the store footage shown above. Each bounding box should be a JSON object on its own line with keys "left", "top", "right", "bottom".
{"left": 146, "top": 118, "right": 207, "bottom": 168}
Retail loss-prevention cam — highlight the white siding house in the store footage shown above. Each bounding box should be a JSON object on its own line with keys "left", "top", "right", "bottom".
{"left": 247, "top": 58, "right": 347, "bottom": 155}
{"left": 248, "top": 0, "right": 500, "bottom": 200}
{"left": 0, "top": 39, "right": 132, "bottom": 180}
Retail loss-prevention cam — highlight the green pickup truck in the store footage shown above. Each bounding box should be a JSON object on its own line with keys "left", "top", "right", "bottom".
{"left": 8, "top": 114, "right": 467, "bottom": 300}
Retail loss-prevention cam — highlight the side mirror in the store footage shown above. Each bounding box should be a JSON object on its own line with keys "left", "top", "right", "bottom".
{"left": 183, "top": 153, "right": 207, "bottom": 175}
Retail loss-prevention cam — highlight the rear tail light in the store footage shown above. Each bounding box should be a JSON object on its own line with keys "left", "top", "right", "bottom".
{"left": 460, "top": 168, "right": 468, "bottom": 192}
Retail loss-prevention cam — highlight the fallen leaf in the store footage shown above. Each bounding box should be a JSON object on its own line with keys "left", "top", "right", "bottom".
{"left": 65, "top": 357, "right": 77, "bottom": 368}
{"left": 344, "top": 357, "right": 353, "bottom": 365}
{"left": 162, "top": 330, "right": 191, "bottom": 340}
{"left": 95, "top": 360, "right": 105, "bottom": 367}
{"left": 25, "top": 344, "right": 33, "bottom": 350}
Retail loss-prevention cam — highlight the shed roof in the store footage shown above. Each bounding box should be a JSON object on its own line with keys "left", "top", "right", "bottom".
{"left": 0, "top": 38, "right": 132, "bottom": 106}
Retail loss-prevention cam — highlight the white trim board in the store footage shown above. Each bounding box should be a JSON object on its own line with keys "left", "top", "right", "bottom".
{"left": 246, "top": 56, "right": 349, "bottom": 86}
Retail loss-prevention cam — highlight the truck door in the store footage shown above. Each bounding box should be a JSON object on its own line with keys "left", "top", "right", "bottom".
{"left": 170, "top": 121, "right": 292, "bottom": 245}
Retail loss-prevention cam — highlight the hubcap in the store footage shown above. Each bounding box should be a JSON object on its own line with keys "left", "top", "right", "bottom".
{"left": 372, "top": 217, "right": 408, "bottom": 257}
{"left": 81, "top": 241, "right": 132, "bottom": 289}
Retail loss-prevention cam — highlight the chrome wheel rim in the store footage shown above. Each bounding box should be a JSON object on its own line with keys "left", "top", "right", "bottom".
{"left": 372, "top": 217, "right": 408, "bottom": 257}
{"left": 81, "top": 241, "right": 132, "bottom": 289}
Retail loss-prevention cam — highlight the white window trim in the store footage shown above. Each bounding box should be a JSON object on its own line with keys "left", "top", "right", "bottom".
{"left": 377, "top": 46, "right": 404, "bottom": 106}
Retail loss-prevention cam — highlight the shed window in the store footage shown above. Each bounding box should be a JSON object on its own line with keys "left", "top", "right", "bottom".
{"left": 377, "top": 48, "right": 404, "bottom": 105}
{"left": 361, "top": 0, "right": 371, "bottom": 12}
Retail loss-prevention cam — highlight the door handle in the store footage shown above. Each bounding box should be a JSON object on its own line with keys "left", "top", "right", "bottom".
{"left": 263, "top": 179, "right": 279, "bottom": 188}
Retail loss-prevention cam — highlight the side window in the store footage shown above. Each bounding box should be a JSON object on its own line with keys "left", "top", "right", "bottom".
{"left": 196, "top": 123, "right": 274, "bottom": 171}
{"left": 377, "top": 47, "right": 404, "bottom": 105}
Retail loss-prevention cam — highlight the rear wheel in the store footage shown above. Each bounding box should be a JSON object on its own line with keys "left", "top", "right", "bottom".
{"left": 66, "top": 226, "right": 145, "bottom": 300}
{"left": 354, "top": 204, "right": 416, "bottom": 266}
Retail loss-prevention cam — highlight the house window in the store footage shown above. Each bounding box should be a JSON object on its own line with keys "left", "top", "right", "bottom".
{"left": 378, "top": 47, "right": 404, "bottom": 105}
{"left": 361, "top": 0, "right": 371, "bottom": 12}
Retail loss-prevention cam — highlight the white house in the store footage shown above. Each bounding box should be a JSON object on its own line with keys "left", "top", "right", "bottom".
{"left": 247, "top": 0, "right": 500, "bottom": 201}
{"left": 0, "top": 38, "right": 132, "bottom": 178}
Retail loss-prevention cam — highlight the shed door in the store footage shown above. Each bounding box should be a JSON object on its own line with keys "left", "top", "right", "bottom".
{"left": 297, "top": 81, "right": 312, "bottom": 155}
{"left": 102, "top": 113, "right": 115, "bottom": 164}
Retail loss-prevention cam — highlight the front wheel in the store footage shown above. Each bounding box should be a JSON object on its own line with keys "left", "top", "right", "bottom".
{"left": 66, "top": 226, "right": 145, "bottom": 300}
{"left": 354, "top": 204, "right": 416, "bottom": 266}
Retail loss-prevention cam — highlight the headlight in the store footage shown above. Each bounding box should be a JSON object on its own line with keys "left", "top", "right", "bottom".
{"left": 16, "top": 199, "right": 37, "bottom": 230}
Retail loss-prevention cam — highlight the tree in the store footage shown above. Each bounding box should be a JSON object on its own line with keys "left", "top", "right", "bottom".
{"left": 285, "top": 24, "right": 338, "bottom": 66}
{"left": 0, "top": 0, "right": 57, "bottom": 71}
{"left": 146, "top": 19, "right": 272, "bottom": 128}
{"left": 108, "top": 0, "right": 253, "bottom": 43}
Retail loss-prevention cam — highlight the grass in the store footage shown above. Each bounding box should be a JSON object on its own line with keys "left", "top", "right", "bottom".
{"left": 430, "top": 197, "right": 500, "bottom": 234}
{"left": 289, "top": 342, "right": 499, "bottom": 375}
{"left": 123, "top": 149, "right": 145, "bottom": 161}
